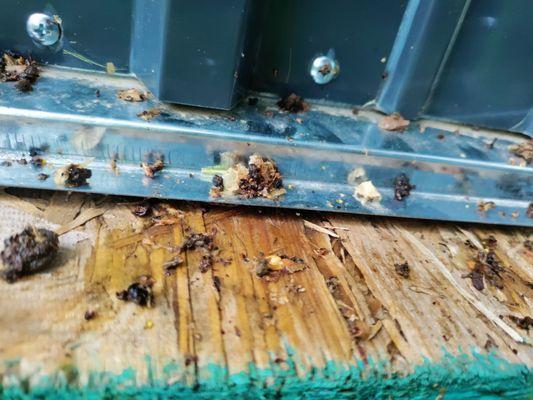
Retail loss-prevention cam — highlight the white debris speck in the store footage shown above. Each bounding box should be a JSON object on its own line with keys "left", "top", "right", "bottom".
{"left": 347, "top": 167, "right": 367, "bottom": 185}
{"left": 354, "top": 181, "right": 382, "bottom": 204}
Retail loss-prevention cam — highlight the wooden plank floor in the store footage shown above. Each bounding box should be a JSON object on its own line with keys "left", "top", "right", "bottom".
{"left": 0, "top": 188, "right": 531, "bottom": 396}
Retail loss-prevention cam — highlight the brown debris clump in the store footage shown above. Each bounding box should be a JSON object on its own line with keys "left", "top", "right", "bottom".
{"left": 182, "top": 232, "right": 215, "bottom": 273}
{"left": 237, "top": 155, "right": 284, "bottom": 199}
{"left": 394, "top": 262, "right": 410, "bottom": 279}
{"left": 54, "top": 164, "right": 92, "bottom": 187}
{"left": 0, "top": 226, "right": 59, "bottom": 283}
{"left": 181, "top": 231, "right": 215, "bottom": 251}
{"left": 254, "top": 253, "right": 307, "bottom": 280}
{"left": 209, "top": 154, "right": 285, "bottom": 200}
{"left": 378, "top": 113, "right": 410, "bottom": 132}
{"left": 116, "top": 275, "right": 154, "bottom": 307}
{"left": 209, "top": 174, "right": 224, "bottom": 198}
{"left": 509, "top": 139, "right": 533, "bottom": 164}
{"left": 117, "top": 88, "right": 147, "bottom": 102}
{"left": 141, "top": 154, "right": 164, "bottom": 178}
{"left": 509, "top": 315, "right": 533, "bottom": 332}
{"left": 277, "top": 93, "right": 309, "bottom": 113}
{"left": 393, "top": 174, "right": 415, "bottom": 201}
{"left": 172, "top": 229, "right": 218, "bottom": 273}
{"left": 0, "top": 52, "right": 40, "bottom": 92}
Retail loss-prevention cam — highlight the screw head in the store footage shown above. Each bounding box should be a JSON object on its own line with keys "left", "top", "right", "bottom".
{"left": 26, "top": 13, "right": 61, "bottom": 46}
{"left": 310, "top": 55, "right": 339, "bottom": 85}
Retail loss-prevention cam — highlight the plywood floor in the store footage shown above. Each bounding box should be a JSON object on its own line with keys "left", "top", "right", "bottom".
{"left": 0, "top": 188, "right": 531, "bottom": 391}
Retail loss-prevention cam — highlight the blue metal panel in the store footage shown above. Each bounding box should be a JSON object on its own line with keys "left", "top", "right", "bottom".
{"left": 131, "top": 0, "right": 254, "bottom": 109}
{"left": 130, "top": 0, "right": 168, "bottom": 99}
{"left": 376, "top": 0, "right": 470, "bottom": 117}
{"left": 0, "top": 68, "right": 530, "bottom": 226}
{"left": 423, "top": 0, "right": 533, "bottom": 135}
{"left": 250, "top": 0, "right": 408, "bottom": 105}
{"left": 0, "top": 0, "right": 133, "bottom": 72}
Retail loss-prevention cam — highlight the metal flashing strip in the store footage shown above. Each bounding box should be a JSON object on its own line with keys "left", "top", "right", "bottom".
{"left": 0, "top": 68, "right": 531, "bottom": 226}
{"left": 376, "top": 0, "right": 470, "bottom": 118}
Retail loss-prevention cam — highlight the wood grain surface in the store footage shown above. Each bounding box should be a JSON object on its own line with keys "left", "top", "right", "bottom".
{"left": 0, "top": 188, "right": 531, "bottom": 388}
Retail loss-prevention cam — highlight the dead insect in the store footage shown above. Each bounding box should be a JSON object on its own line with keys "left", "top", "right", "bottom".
{"left": 394, "top": 262, "right": 410, "bottom": 279}
{"left": 465, "top": 249, "right": 504, "bottom": 291}
{"left": 37, "top": 173, "right": 49, "bottom": 181}
{"left": 326, "top": 276, "right": 340, "bottom": 293}
{"left": 212, "top": 175, "right": 224, "bottom": 189}
{"left": 477, "top": 201, "right": 495, "bottom": 214}
{"left": 181, "top": 232, "right": 215, "bottom": 251}
{"left": 179, "top": 230, "right": 217, "bottom": 273}
{"left": 277, "top": 93, "right": 309, "bottom": 113}
{"left": 117, "top": 88, "right": 147, "bottom": 102}
{"left": 199, "top": 254, "right": 213, "bottom": 273}
{"left": 393, "top": 174, "right": 415, "bottom": 201}
{"left": 54, "top": 164, "right": 92, "bottom": 187}
{"left": 254, "top": 254, "right": 307, "bottom": 278}
{"left": 116, "top": 278, "right": 154, "bottom": 307}
{"left": 468, "top": 268, "right": 485, "bottom": 291}
{"left": 0, "top": 161, "right": 12, "bottom": 167}
{"left": 84, "top": 310, "right": 97, "bottom": 320}
{"left": 378, "top": 113, "right": 410, "bottom": 132}
{"left": 141, "top": 154, "right": 164, "bottom": 178}
{"left": 30, "top": 156, "right": 45, "bottom": 168}
{"left": 209, "top": 174, "right": 224, "bottom": 198}
{"left": 0, "top": 226, "right": 59, "bottom": 283}
{"left": 131, "top": 202, "right": 152, "bottom": 217}
{"left": 482, "top": 235, "right": 498, "bottom": 250}
{"left": 527, "top": 203, "right": 533, "bottom": 218}
{"left": 137, "top": 108, "right": 161, "bottom": 121}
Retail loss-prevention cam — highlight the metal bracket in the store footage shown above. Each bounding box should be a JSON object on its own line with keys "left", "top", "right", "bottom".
{"left": 0, "top": 67, "right": 531, "bottom": 226}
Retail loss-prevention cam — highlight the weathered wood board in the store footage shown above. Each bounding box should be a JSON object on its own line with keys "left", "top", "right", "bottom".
{"left": 0, "top": 188, "right": 531, "bottom": 398}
